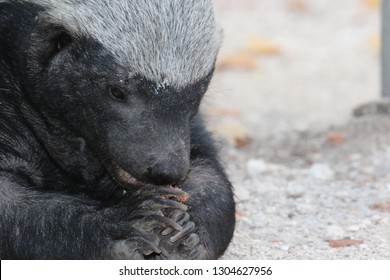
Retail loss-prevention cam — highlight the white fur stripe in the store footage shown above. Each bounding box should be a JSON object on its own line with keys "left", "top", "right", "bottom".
{"left": 20, "top": 0, "right": 223, "bottom": 88}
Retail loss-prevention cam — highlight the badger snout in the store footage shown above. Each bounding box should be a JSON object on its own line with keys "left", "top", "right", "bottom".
{"left": 143, "top": 152, "right": 190, "bottom": 185}
{"left": 106, "top": 151, "right": 190, "bottom": 188}
{"left": 106, "top": 134, "right": 191, "bottom": 187}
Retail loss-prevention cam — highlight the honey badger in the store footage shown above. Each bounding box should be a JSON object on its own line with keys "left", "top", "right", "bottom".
{"left": 0, "top": 0, "right": 235, "bottom": 259}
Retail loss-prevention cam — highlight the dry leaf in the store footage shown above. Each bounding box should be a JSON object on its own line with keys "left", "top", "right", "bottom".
{"left": 326, "top": 132, "right": 345, "bottom": 145}
{"left": 327, "top": 238, "right": 364, "bottom": 248}
{"left": 288, "top": 0, "right": 308, "bottom": 12}
{"left": 370, "top": 202, "right": 390, "bottom": 212}
{"left": 217, "top": 52, "right": 256, "bottom": 70}
{"left": 235, "top": 210, "right": 246, "bottom": 217}
{"left": 368, "top": 34, "right": 381, "bottom": 53}
{"left": 247, "top": 38, "right": 281, "bottom": 55}
{"left": 235, "top": 137, "right": 253, "bottom": 149}
{"left": 213, "top": 121, "right": 252, "bottom": 148}
{"left": 362, "top": 0, "right": 381, "bottom": 9}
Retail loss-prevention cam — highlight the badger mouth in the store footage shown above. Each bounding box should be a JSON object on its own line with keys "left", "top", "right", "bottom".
{"left": 103, "top": 158, "right": 190, "bottom": 204}
{"left": 105, "top": 161, "right": 148, "bottom": 189}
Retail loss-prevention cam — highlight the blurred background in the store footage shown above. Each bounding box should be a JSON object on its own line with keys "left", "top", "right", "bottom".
{"left": 207, "top": 0, "right": 380, "bottom": 139}
{"left": 205, "top": 0, "right": 390, "bottom": 260}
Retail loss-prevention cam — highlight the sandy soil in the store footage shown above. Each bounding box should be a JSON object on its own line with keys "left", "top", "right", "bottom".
{"left": 206, "top": 0, "right": 390, "bottom": 259}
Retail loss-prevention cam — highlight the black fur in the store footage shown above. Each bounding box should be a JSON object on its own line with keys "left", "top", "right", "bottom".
{"left": 0, "top": 2, "right": 235, "bottom": 259}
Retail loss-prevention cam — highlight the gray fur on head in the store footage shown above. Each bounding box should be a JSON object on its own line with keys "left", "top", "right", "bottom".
{"left": 19, "top": 0, "right": 223, "bottom": 89}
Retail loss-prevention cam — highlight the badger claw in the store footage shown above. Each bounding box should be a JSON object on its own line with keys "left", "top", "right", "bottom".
{"left": 156, "top": 207, "right": 204, "bottom": 259}
{"left": 170, "top": 221, "right": 195, "bottom": 242}
{"left": 139, "top": 197, "right": 188, "bottom": 212}
{"left": 133, "top": 214, "right": 182, "bottom": 233}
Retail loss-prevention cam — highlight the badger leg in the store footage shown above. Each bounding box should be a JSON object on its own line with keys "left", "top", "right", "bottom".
{"left": 0, "top": 177, "right": 188, "bottom": 259}
{"left": 147, "top": 116, "right": 236, "bottom": 260}
{"left": 174, "top": 115, "right": 236, "bottom": 259}
{"left": 149, "top": 164, "right": 235, "bottom": 260}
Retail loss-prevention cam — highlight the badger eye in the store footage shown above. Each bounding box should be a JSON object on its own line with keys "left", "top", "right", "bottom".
{"left": 46, "top": 31, "right": 73, "bottom": 63}
{"left": 108, "top": 86, "right": 127, "bottom": 102}
{"left": 55, "top": 32, "right": 72, "bottom": 52}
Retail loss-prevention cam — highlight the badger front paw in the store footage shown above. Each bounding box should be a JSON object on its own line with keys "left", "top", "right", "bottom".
{"left": 105, "top": 193, "right": 187, "bottom": 259}
{"left": 105, "top": 187, "right": 207, "bottom": 259}
{"left": 157, "top": 209, "right": 208, "bottom": 259}
{"left": 110, "top": 236, "right": 161, "bottom": 259}
{"left": 148, "top": 187, "right": 208, "bottom": 260}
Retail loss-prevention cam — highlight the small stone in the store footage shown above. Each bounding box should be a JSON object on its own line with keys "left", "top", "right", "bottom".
{"left": 296, "top": 203, "right": 314, "bottom": 214}
{"left": 235, "top": 187, "right": 251, "bottom": 202}
{"left": 325, "top": 225, "right": 346, "bottom": 239}
{"left": 363, "top": 166, "right": 375, "bottom": 175}
{"left": 246, "top": 159, "right": 268, "bottom": 177}
{"left": 286, "top": 182, "right": 305, "bottom": 199}
{"left": 347, "top": 225, "right": 360, "bottom": 232}
{"left": 362, "top": 219, "right": 372, "bottom": 226}
{"left": 358, "top": 219, "right": 372, "bottom": 229}
{"left": 252, "top": 219, "right": 268, "bottom": 229}
{"left": 309, "top": 163, "right": 335, "bottom": 180}
{"left": 371, "top": 215, "right": 382, "bottom": 223}
{"left": 280, "top": 245, "right": 290, "bottom": 251}
{"left": 350, "top": 154, "right": 362, "bottom": 161}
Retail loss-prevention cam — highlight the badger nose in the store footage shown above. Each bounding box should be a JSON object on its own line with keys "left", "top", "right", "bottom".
{"left": 144, "top": 156, "right": 189, "bottom": 185}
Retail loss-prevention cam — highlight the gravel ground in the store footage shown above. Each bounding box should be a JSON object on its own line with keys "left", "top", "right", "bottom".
{"left": 221, "top": 113, "right": 390, "bottom": 259}
{"left": 206, "top": 0, "right": 390, "bottom": 259}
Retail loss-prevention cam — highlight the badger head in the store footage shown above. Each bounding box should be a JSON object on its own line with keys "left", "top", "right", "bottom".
{"left": 5, "top": 0, "right": 223, "bottom": 187}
